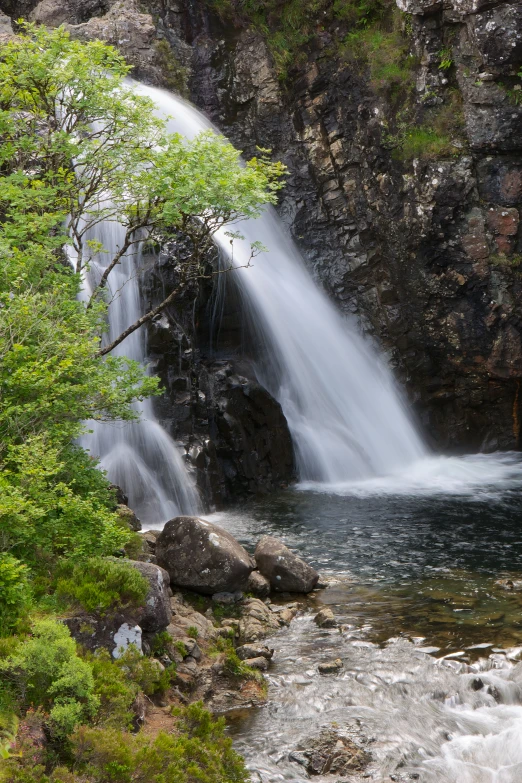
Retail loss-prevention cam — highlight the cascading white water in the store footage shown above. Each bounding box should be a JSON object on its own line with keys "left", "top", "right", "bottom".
{"left": 75, "top": 214, "right": 199, "bottom": 525}
{"left": 133, "top": 81, "right": 427, "bottom": 484}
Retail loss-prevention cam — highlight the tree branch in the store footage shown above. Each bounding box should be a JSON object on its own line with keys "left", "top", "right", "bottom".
{"left": 96, "top": 279, "right": 186, "bottom": 357}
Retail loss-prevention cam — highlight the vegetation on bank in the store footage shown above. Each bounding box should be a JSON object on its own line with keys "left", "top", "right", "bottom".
{"left": 0, "top": 24, "right": 280, "bottom": 781}
{"left": 205, "top": 0, "right": 467, "bottom": 161}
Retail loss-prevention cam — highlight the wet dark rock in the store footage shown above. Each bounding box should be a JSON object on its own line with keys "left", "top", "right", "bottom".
{"left": 471, "top": 677, "right": 484, "bottom": 691}
{"left": 156, "top": 516, "right": 254, "bottom": 594}
{"left": 255, "top": 535, "right": 319, "bottom": 593}
{"left": 116, "top": 504, "right": 141, "bottom": 532}
{"left": 318, "top": 659, "right": 343, "bottom": 674}
{"left": 291, "top": 729, "right": 371, "bottom": 775}
{"left": 236, "top": 644, "right": 274, "bottom": 661}
{"left": 212, "top": 590, "right": 244, "bottom": 604}
{"left": 244, "top": 656, "right": 269, "bottom": 671}
{"left": 247, "top": 570, "right": 271, "bottom": 598}
{"left": 109, "top": 483, "right": 128, "bottom": 507}
{"left": 314, "top": 607, "right": 337, "bottom": 628}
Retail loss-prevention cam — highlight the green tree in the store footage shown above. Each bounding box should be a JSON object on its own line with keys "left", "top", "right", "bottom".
{"left": 0, "top": 25, "right": 284, "bottom": 569}
{"left": 0, "top": 24, "right": 285, "bottom": 357}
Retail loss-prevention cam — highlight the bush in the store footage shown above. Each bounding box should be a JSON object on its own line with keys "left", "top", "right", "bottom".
{"left": 0, "top": 554, "right": 32, "bottom": 636}
{"left": 87, "top": 650, "right": 138, "bottom": 729}
{"left": 56, "top": 557, "right": 148, "bottom": 615}
{"left": 2, "top": 704, "right": 248, "bottom": 783}
{"left": 0, "top": 441, "right": 131, "bottom": 569}
{"left": 0, "top": 619, "right": 99, "bottom": 737}
{"left": 115, "top": 646, "right": 173, "bottom": 696}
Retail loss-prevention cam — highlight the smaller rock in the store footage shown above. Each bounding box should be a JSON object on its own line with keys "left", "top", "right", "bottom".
{"left": 109, "top": 483, "right": 128, "bottom": 506}
{"left": 255, "top": 535, "right": 319, "bottom": 593}
{"left": 0, "top": 12, "right": 13, "bottom": 37}
{"left": 289, "top": 751, "right": 309, "bottom": 767}
{"left": 244, "top": 656, "right": 269, "bottom": 671}
{"left": 314, "top": 608, "right": 337, "bottom": 628}
{"left": 236, "top": 644, "right": 274, "bottom": 661}
{"left": 139, "top": 530, "right": 159, "bottom": 555}
{"left": 117, "top": 504, "right": 142, "bottom": 531}
{"left": 247, "top": 570, "right": 271, "bottom": 598}
{"left": 212, "top": 591, "right": 244, "bottom": 604}
{"left": 183, "top": 639, "right": 202, "bottom": 661}
{"left": 278, "top": 607, "right": 298, "bottom": 625}
{"left": 318, "top": 658, "right": 343, "bottom": 674}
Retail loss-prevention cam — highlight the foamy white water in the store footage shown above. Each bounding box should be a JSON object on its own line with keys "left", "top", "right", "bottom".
{"left": 134, "top": 81, "right": 427, "bottom": 483}
{"left": 75, "top": 212, "right": 199, "bottom": 524}
{"left": 299, "top": 451, "right": 522, "bottom": 498}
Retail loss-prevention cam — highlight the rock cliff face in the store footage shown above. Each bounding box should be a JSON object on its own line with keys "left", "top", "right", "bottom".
{"left": 159, "top": 0, "right": 522, "bottom": 453}
{"left": 3, "top": 0, "right": 521, "bottom": 489}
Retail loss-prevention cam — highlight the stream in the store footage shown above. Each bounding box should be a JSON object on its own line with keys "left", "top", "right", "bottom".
{"left": 206, "top": 453, "right": 522, "bottom": 783}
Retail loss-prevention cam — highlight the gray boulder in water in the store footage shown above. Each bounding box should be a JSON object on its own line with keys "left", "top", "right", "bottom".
{"left": 254, "top": 535, "right": 319, "bottom": 593}
{"left": 156, "top": 516, "right": 254, "bottom": 595}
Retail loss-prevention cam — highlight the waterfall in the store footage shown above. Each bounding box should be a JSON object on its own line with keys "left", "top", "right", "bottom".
{"left": 133, "top": 81, "right": 427, "bottom": 484}
{"left": 75, "top": 213, "right": 199, "bottom": 525}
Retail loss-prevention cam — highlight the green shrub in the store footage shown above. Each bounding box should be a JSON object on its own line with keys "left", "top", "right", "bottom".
{"left": 0, "top": 619, "right": 99, "bottom": 737}
{"left": 0, "top": 554, "right": 32, "bottom": 636}
{"left": 115, "top": 646, "right": 173, "bottom": 696}
{"left": 150, "top": 631, "right": 172, "bottom": 657}
{"left": 187, "top": 626, "right": 199, "bottom": 639}
{"left": 55, "top": 557, "right": 148, "bottom": 615}
{"left": 2, "top": 704, "right": 248, "bottom": 783}
{"left": 86, "top": 650, "right": 138, "bottom": 729}
{"left": 0, "top": 442, "right": 131, "bottom": 569}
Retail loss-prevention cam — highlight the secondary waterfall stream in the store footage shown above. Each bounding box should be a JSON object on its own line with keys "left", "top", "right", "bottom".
{"left": 76, "top": 216, "right": 199, "bottom": 524}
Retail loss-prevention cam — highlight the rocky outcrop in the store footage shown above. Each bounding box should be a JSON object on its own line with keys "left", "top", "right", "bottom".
{"left": 255, "top": 535, "right": 320, "bottom": 593}
{"left": 290, "top": 729, "right": 371, "bottom": 775}
{"left": 64, "top": 560, "right": 172, "bottom": 655}
{"left": 156, "top": 516, "right": 254, "bottom": 594}
{"left": 164, "top": 0, "right": 522, "bottom": 453}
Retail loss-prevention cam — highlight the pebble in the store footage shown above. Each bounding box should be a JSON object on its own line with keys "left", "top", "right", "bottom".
{"left": 318, "top": 658, "right": 343, "bottom": 674}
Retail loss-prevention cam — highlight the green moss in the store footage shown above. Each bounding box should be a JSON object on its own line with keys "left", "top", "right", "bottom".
{"left": 154, "top": 39, "right": 189, "bottom": 97}
{"left": 204, "top": 0, "right": 390, "bottom": 79}
{"left": 392, "top": 126, "right": 454, "bottom": 161}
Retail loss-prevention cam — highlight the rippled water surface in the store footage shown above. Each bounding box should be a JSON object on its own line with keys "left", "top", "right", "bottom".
{"left": 206, "top": 453, "right": 522, "bottom": 782}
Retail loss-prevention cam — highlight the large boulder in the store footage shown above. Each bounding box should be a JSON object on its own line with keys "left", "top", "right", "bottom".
{"left": 156, "top": 516, "right": 254, "bottom": 595}
{"left": 254, "top": 536, "right": 319, "bottom": 593}
{"left": 126, "top": 560, "right": 172, "bottom": 632}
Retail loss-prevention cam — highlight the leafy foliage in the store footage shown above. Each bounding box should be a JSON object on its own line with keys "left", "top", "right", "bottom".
{"left": 55, "top": 558, "right": 148, "bottom": 615}
{"left": 2, "top": 704, "right": 247, "bottom": 783}
{"left": 0, "top": 620, "right": 99, "bottom": 737}
{"left": 0, "top": 442, "right": 130, "bottom": 566}
{"left": 206, "top": 0, "right": 388, "bottom": 78}
{"left": 0, "top": 554, "right": 32, "bottom": 637}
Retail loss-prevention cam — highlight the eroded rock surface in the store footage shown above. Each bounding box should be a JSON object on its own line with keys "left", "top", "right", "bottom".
{"left": 156, "top": 516, "right": 254, "bottom": 594}
{"left": 291, "top": 729, "right": 371, "bottom": 776}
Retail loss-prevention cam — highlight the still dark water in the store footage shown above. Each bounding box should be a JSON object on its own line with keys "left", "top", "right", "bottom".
{"left": 206, "top": 455, "right": 522, "bottom": 782}
{"left": 211, "top": 457, "right": 522, "bottom": 652}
